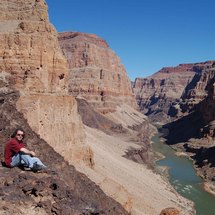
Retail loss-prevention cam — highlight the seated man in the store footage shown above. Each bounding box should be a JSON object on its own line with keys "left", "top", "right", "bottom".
{"left": 4, "top": 128, "right": 46, "bottom": 172}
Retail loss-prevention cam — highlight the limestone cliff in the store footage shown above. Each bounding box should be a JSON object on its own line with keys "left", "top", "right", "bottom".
{"left": 0, "top": 0, "right": 91, "bottom": 165}
{"left": 58, "top": 32, "right": 137, "bottom": 113}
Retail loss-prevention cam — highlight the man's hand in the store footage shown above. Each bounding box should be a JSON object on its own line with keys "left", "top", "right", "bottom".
{"left": 30, "top": 151, "right": 36, "bottom": 157}
{"left": 20, "top": 147, "right": 36, "bottom": 157}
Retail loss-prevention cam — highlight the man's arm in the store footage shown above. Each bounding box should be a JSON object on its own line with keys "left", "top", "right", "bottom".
{"left": 20, "top": 147, "right": 36, "bottom": 157}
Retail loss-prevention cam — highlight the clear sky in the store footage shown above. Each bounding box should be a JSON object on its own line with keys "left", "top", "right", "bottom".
{"left": 46, "top": 0, "right": 215, "bottom": 81}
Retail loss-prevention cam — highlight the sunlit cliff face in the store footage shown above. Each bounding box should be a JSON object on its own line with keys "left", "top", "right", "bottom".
{"left": 59, "top": 32, "right": 138, "bottom": 114}
{"left": 0, "top": 0, "right": 91, "bottom": 166}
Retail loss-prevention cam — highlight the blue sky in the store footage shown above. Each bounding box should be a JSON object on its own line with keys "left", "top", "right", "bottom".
{"left": 46, "top": 0, "right": 215, "bottom": 81}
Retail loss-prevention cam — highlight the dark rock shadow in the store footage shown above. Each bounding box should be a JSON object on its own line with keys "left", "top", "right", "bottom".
{"left": 182, "top": 72, "right": 201, "bottom": 99}
{"left": 184, "top": 144, "right": 215, "bottom": 168}
{"left": 76, "top": 98, "right": 127, "bottom": 134}
{"left": 162, "top": 111, "right": 205, "bottom": 145}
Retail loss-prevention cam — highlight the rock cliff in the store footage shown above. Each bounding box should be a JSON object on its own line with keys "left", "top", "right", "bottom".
{"left": 58, "top": 32, "right": 137, "bottom": 113}
{"left": 0, "top": 0, "right": 91, "bottom": 166}
{"left": 0, "top": 1, "right": 196, "bottom": 214}
{"left": 155, "top": 61, "right": 215, "bottom": 189}
{"left": 195, "top": 63, "right": 215, "bottom": 126}
{"left": 133, "top": 61, "right": 214, "bottom": 122}
{"left": 0, "top": 89, "right": 128, "bottom": 215}
{"left": 0, "top": 0, "right": 130, "bottom": 213}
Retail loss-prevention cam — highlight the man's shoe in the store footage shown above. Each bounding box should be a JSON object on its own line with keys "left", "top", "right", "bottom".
{"left": 32, "top": 162, "right": 45, "bottom": 172}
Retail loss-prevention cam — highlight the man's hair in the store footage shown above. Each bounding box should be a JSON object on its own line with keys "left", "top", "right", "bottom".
{"left": 11, "top": 128, "right": 25, "bottom": 139}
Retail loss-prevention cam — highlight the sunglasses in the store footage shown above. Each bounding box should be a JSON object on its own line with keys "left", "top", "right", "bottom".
{"left": 17, "top": 133, "right": 24, "bottom": 137}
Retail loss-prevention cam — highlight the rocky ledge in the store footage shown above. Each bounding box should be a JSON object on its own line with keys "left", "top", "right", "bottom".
{"left": 0, "top": 90, "right": 128, "bottom": 215}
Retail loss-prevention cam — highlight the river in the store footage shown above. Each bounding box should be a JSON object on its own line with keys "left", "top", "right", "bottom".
{"left": 152, "top": 132, "right": 215, "bottom": 215}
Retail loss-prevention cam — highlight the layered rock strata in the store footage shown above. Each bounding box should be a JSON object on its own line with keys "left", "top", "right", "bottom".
{"left": 133, "top": 61, "right": 214, "bottom": 122}
{"left": 190, "top": 63, "right": 215, "bottom": 182}
{"left": 196, "top": 63, "right": 215, "bottom": 126}
{"left": 59, "top": 32, "right": 137, "bottom": 113}
{"left": 0, "top": 0, "right": 91, "bottom": 165}
{"left": 161, "top": 62, "right": 215, "bottom": 189}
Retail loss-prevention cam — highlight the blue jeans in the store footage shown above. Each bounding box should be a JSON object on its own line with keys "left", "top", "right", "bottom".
{"left": 11, "top": 152, "right": 46, "bottom": 169}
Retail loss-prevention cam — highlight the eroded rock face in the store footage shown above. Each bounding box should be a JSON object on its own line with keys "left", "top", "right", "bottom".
{"left": 160, "top": 207, "right": 180, "bottom": 215}
{"left": 0, "top": 0, "right": 67, "bottom": 94}
{"left": 0, "top": 0, "right": 91, "bottom": 166}
{"left": 133, "top": 61, "right": 214, "bottom": 123}
{"left": 197, "top": 65, "right": 215, "bottom": 126}
{"left": 59, "top": 32, "right": 137, "bottom": 113}
{"left": 0, "top": 90, "right": 128, "bottom": 215}
{"left": 160, "top": 62, "right": 215, "bottom": 186}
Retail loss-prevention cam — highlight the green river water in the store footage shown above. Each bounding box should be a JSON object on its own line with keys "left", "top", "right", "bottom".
{"left": 152, "top": 133, "right": 215, "bottom": 215}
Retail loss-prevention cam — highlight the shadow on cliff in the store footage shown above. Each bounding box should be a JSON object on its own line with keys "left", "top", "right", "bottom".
{"left": 76, "top": 98, "right": 127, "bottom": 134}
{"left": 76, "top": 98, "right": 155, "bottom": 169}
{"left": 161, "top": 95, "right": 215, "bottom": 182}
{"left": 161, "top": 111, "right": 205, "bottom": 145}
{"left": 181, "top": 72, "right": 202, "bottom": 99}
{"left": 184, "top": 144, "right": 215, "bottom": 169}
{"left": 0, "top": 91, "right": 128, "bottom": 214}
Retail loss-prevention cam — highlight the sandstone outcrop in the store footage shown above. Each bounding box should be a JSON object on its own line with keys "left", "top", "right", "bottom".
{"left": 0, "top": 89, "right": 128, "bottom": 215}
{"left": 160, "top": 207, "right": 180, "bottom": 215}
{"left": 59, "top": 32, "right": 137, "bottom": 113}
{"left": 0, "top": 0, "right": 91, "bottom": 166}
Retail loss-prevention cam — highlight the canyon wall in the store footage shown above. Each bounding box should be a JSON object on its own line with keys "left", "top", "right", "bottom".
{"left": 133, "top": 61, "right": 214, "bottom": 122}
{"left": 135, "top": 60, "right": 215, "bottom": 189}
{"left": 0, "top": 89, "right": 128, "bottom": 214}
{"left": 161, "top": 62, "right": 215, "bottom": 186}
{"left": 59, "top": 32, "right": 137, "bottom": 113}
{"left": 196, "top": 63, "right": 215, "bottom": 138}
{"left": 0, "top": 0, "right": 91, "bottom": 165}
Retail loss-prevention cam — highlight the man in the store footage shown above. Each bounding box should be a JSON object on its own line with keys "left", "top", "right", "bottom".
{"left": 4, "top": 128, "right": 46, "bottom": 172}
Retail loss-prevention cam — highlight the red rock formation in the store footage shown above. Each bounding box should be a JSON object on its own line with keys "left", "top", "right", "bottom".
{"left": 59, "top": 32, "right": 137, "bottom": 113}
{"left": 0, "top": 0, "right": 67, "bottom": 94}
{"left": 133, "top": 61, "right": 214, "bottom": 122}
{"left": 0, "top": 0, "right": 91, "bottom": 166}
{"left": 160, "top": 207, "right": 180, "bottom": 215}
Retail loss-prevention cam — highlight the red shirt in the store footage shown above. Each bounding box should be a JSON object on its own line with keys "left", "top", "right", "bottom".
{"left": 4, "top": 138, "right": 25, "bottom": 167}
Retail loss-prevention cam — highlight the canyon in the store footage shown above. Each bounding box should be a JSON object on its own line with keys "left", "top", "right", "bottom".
{"left": 0, "top": 0, "right": 213, "bottom": 215}
{"left": 0, "top": 0, "right": 125, "bottom": 214}
{"left": 133, "top": 61, "right": 215, "bottom": 194}
{"left": 57, "top": 31, "right": 194, "bottom": 214}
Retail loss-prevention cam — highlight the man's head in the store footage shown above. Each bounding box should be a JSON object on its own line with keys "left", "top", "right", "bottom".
{"left": 11, "top": 128, "right": 25, "bottom": 142}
